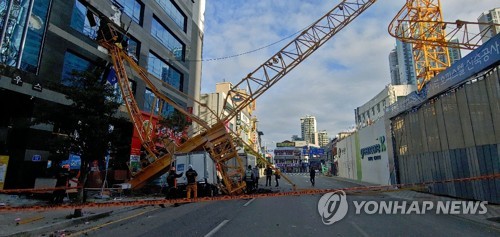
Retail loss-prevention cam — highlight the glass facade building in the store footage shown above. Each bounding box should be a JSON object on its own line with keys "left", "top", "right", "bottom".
{"left": 0, "top": 0, "right": 51, "bottom": 73}
{"left": 0, "top": 0, "right": 205, "bottom": 189}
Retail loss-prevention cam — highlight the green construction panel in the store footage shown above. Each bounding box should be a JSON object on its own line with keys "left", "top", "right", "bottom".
{"left": 355, "top": 132, "right": 362, "bottom": 181}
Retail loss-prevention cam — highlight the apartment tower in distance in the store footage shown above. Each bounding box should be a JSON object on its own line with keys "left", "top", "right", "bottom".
{"left": 478, "top": 8, "right": 500, "bottom": 43}
{"left": 317, "top": 130, "right": 329, "bottom": 148}
{"left": 300, "top": 115, "right": 317, "bottom": 146}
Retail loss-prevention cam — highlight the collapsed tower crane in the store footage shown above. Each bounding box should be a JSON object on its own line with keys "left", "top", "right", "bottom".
{"left": 89, "top": 0, "right": 378, "bottom": 194}
{"left": 388, "top": 0, "right": 500, "bottom": 91}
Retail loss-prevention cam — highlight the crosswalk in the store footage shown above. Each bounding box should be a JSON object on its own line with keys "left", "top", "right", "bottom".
{"left": 281, "top": 173, "right": 309, "bottom": 176}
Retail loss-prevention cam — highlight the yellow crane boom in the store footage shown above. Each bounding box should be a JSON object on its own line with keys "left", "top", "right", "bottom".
{"left": 388, "top": 0, "right": 500, "bottom": 91}
{"left": 90, "top": 0, "right": 379, "bottom": 193}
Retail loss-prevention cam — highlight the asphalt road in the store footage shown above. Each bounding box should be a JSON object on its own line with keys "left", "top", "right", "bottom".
{"left": 58, "top": 174, "right": 500, "bottom": 237}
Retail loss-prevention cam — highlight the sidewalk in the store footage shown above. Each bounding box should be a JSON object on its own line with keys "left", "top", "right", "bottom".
{"left": 329, "top": 176, "right": 500, "bottom": 229}
{"left": 0, "top": 194, "right": 141, "bottom": 237}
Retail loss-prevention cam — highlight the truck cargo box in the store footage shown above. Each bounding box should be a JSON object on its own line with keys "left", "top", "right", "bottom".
{"left": 174, "top": 151, "right": 219, "bottom": 197}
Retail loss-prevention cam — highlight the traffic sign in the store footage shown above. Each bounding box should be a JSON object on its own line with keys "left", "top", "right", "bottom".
{"left": 32, "top": 155, "right": 41, "bottom": 162}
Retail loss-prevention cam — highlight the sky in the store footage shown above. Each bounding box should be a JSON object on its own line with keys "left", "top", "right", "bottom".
{"left": 200, "top": 0, "right": 499, "bottom": 147}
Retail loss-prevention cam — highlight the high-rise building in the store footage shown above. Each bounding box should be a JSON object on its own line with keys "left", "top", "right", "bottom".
{"left": 394, "top": 23, "right": 417, "bottom": 85}
{"left": 447, "top": 38, "right": 462, "bottom": 65}
{"left": 478, "top": 8, "right": 500, "bottom": 44}
{"left": 396, "top": 40, "right": 416, "bottom": 85}
{"left": 300, "top": 115, "right": 317, "bottom": 145}
{"left": 389, "top": 40, "right": 416, "bottom": 85}
{"left": 389, "top": 49, "right": 400, "bottom": 85}
{"left": 318, "top": 130, "right": 329, "bottom": 148}
{"left": 0, "top": 0, "right": 205, "bottom": 189}
{"left": 389, "top": 40, "right": 416, "bottom": 86}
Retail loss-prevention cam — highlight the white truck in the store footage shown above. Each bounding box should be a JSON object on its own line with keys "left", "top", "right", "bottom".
{"left": 174, "top": 151, "right": 219, "bottom": 197}
{"left": 238, "top": 153, "right": 257, "bottom": 169}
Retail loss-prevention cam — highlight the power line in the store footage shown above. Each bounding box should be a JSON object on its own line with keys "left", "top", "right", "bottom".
{"left": 183, "top": 24, "right": 311, "bottom": 62}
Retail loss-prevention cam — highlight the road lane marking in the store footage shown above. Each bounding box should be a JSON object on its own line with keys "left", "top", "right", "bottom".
{"left": 350, "top": 221, "right": 370, "bottom": 237}
{"left": 67, "top": 208, "right": 154, "bottom": 236}
{"left": 243, "top": 198, "right": 255, "bottom": 207}
{"left": 205, "top": 219, "right": 229, "bottom": 237}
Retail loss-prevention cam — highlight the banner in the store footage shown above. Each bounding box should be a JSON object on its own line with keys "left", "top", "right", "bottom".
{"left": 276, "top": 142, "right": 295, "bottom": 147}
{"left": 130, "top": 155, "right": 141, "bottom": 174}
{"left": 0, "top": 156, "right": 9, "bottom": 190}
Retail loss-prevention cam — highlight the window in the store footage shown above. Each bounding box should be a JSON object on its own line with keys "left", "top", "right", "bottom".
{"left": 20, "top": 0, "right": 51, "bottom": 73}
{"left": 151, "top": 17, "right": 185, "bottom": 61}
{"left": 114, "top": 0, "right": 143, "bottom": 24}
{"left": 154, "top": 0, "right": 186, "bottom": 32}
{"left": 127, "top": 37, "right": 140, "bottom": 61}
{"left": 144, "top": 89, "right": 173, "bottom": 117}
{"left": 144, "top": 89, "right": 155, "bottom": 113}
{"left": 70, "top": 0, "right": 100, "bottom": 39}
{"left": 61, "top": 51, "right": 93, "bottom": 86}
{"left": 0, "top": 0, "right": 49, "bottom": 72}
{"left": 112, "top": 79, "right": 136, "bottom": 104}
{"left": 377, "top": 104, "right": 380, "bottom": 113}
{"left": 147, "top": 52, "right": 183, "bottom": 91}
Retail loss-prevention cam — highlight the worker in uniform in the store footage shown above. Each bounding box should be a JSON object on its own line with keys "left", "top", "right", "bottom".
{"left": 166, "top": 167, "right": 183, "bottom": 199}
{"left": 252, "top": 166, "right": 260, "bottom": 190}
{"left": 245, "top": 165, "right": 255, "bottom": 193}
{"left": 185, "top": 165, "right": 198, "bottom": 199}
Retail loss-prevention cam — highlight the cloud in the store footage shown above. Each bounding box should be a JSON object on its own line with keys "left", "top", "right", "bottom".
{"left": 201, "top": 0, "right": 498, "bottom": 146}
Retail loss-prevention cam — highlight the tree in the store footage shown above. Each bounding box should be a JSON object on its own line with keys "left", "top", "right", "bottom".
{"left": 157, "top": 109, "right": 192, "bottom": 145}
{"left": 33, "top": 68, "right": 125, "bottom": 217}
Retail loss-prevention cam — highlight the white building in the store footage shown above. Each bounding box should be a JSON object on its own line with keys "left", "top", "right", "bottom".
{"left": 478, "top": 8, "right": 500, "bottom": 43}
{"left": 355, "top": 84, "right": 416, "bottom": 128}
{"left": 199, "top": 82, "right": 259, "bottom": 151}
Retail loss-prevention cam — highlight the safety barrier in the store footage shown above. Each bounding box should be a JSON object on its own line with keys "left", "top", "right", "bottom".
{"left": 0, "top": 173, "right": 498, "bottom": 212}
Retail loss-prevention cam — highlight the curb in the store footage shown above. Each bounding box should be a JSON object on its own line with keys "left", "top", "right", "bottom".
{"left": 329, "top": 176, "right": 382, "bottom": 187}
{"left": 7, "top": 210, "right": 113, "bottom": 237}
